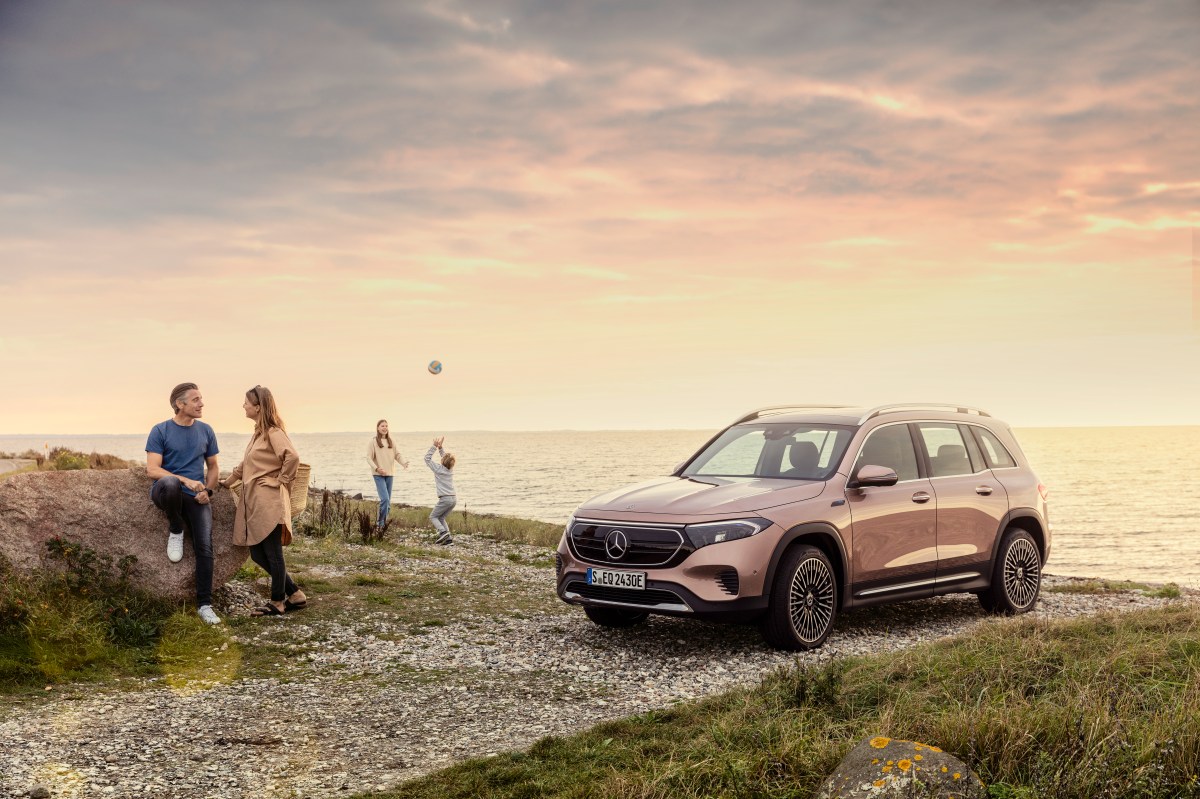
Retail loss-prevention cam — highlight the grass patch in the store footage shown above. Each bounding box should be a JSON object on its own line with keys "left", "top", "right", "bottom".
{"left": 1048, "top": 579, "right": 1185, "bottom": 600}
{"left": 1146, "top": 582, "right": 1183, "bottom": 599}
{"left": 357, "top": 606, "right": 1200, "bottom": 799}
{"left": 0, "top": 539, "right": 177, "bottom": 692}
{"left": 0, "top": 464, "right": 38, "bottom": 483}
{"left": 365, "top": 592, "right": 394, "bottom": 606}
{"left": 155, "top": 612, "right": 240, "bottom": 690}
{"left": 0, "top": 448, "right": 136, "bottom": 472}
{"left": 298, "top": 492, "right": 564, "bottom": 549}
{"left": 1047, "top": 579, "right": 1151, "bottom": 594}
{"left": 234, "top": 561, "right": 261, "bottom": 582}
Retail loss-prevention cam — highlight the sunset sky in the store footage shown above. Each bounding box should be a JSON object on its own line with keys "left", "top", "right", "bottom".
{"left": 1, "top": 1, "right": 1197, "bottom": 434}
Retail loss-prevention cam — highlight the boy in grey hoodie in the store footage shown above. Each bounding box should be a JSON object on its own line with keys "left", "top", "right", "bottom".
{"left": 425, "top": 437, "right": 456, "bottom": 545}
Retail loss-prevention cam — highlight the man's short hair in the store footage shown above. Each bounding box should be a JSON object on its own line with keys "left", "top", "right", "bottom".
{"left": 170, "top": 382, "right": 198, "bottom": 412}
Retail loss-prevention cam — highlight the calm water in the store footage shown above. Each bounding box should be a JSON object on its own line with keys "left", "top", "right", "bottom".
{"left": 2, "top": 427, "right": 1198, "bottom": 587}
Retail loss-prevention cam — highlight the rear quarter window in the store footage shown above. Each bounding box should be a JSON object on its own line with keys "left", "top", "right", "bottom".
{"left": 972, "top": 427, "right": 1017, "bottom": 468}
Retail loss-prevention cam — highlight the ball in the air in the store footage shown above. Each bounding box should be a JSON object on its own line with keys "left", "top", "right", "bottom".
{"left": 428, "top": 360, "right": 443, "bottom": 375}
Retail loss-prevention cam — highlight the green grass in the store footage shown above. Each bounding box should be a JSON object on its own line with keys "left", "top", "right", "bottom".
{"left": 0, "top": 464, "right": 38, "bottom": 482}
{"left": 299, "top": 492, "right": 564, "bottom": 548}
{"left": 1047, "top": 579, "right": 1152, "bottom": 594}
{"left": 355, "top": 606, "right": 1200, "bottom": 799}
{"left": 376, "top": 505, "right": 563, "bottom": 548}
{"left": 1048, "top": 579, "right": 1184, "bottom": 599}
{"left": 0, "top": 540, "right": 182, "bottom": 693}
{"left": 225, "top": 532, "right": 567, "bottom": 681}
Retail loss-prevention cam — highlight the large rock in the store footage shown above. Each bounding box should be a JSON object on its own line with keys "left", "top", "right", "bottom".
{"left": 817, "top": 736, "right": 986, "bottom": 799}
{"left": 0, "top": 468, "right": 248, "bottom": 602}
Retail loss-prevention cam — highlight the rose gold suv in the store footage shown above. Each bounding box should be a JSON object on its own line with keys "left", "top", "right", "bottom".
{"left": 555, "top": 404, "right": 1050, "bottom": 650}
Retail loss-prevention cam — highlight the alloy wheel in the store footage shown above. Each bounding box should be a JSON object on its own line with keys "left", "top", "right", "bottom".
{"left": 788, "top": 556, "right": 836, "bottom": 643}
{"left": 1003, "top": 538, "right": 1041, "bottom": 608}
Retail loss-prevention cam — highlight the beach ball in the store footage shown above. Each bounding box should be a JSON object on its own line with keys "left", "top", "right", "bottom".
{"left": 428, "top": 360, "right": 443, "bottom": 375}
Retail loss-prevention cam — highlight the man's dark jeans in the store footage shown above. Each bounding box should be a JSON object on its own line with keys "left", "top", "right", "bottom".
{"left": 150, "top": 476, "right": 214, "bottom": 607}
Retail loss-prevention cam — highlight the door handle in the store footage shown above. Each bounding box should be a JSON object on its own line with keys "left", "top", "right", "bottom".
{"left": 911, "top": 492, "right": 931, "bottom": 503}
{"left": 976, "top": 486, "right": 994, "bottom": 496}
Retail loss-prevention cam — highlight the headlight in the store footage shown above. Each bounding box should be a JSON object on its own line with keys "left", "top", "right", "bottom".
{"left": 685, "top": 518, "right": 773, "bottom": 549}
{"left": 563, "top": 515, "right": 575, "bottom": 537}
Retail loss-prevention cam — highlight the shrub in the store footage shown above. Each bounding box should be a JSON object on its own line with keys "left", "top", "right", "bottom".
{"left": 0, "top": 539, "right": 173, "bottom": 688}
{"left": 52, "top": 451, "right": 90, "bottom": 471}
{"left": 44, "top": 447, "right": 135, "bottom": 471}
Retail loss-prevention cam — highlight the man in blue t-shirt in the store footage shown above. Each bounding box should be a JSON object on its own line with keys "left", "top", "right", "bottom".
{"left": 146, "top": 382, "right": 222, "bottom": 625}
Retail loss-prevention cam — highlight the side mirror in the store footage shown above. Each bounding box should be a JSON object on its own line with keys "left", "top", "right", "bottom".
{"left": 852, "top": 464, "right": 898, "bottom": 488}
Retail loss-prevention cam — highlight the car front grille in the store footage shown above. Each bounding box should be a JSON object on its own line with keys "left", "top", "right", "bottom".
{"left": 564, "top": 580, "right": 689, "bottom": 610}
{"left": 716, "top": 569, "right": 739, "bottom": 596}
{"left": 568, "top": 519, "right": 689, "bottom": 567}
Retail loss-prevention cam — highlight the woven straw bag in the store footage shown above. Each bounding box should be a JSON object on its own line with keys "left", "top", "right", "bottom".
{"left": 228, "top": 463, "right": 311, "bottom": 519}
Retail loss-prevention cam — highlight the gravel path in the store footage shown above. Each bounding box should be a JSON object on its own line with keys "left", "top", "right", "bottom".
{"left": 0, "top": 535, "right": 1193, "bottom": 799}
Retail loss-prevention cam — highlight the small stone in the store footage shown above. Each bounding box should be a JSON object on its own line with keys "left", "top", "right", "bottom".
{"left": 29, "top": 788, "right": 51, "bottom": 799}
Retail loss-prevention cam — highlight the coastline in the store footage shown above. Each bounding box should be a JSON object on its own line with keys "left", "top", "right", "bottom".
{"left": 0, "top": 526, "right": 1194, "bottom": 798}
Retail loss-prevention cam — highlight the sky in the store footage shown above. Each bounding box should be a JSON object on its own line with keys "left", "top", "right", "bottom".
{"left": 1, "top": 0, "right": 1197, "bottom": 434}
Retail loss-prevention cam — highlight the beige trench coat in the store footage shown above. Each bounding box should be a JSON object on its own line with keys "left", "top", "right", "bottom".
{"left": 228, "top": 426, "right": 299, "bottom": 546}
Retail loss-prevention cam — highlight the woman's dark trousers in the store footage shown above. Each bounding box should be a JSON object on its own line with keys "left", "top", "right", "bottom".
{"left": 248, "top": 524, "right": 298, "bottom": 602}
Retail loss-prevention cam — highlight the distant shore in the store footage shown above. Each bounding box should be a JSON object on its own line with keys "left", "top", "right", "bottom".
{"left": 0, "top": 459, "right": 35, "bottom": 478}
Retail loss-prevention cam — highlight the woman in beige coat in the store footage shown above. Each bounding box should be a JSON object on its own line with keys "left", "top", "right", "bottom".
{"left": 221, "top": 385, "right": 307, "bottom": 616}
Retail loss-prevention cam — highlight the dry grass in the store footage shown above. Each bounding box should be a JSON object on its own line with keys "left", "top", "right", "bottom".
{"left": 364, "top": 605, "right": 1200, "bottom": 799}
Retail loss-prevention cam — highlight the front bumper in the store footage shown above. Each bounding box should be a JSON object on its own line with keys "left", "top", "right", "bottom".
{"left": 556, "top": 569, "right": 769, "bottom": 620}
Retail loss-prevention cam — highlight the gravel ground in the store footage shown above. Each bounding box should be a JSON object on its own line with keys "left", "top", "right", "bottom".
{"left": 0, "top": 535, "right": 1194, "bottom": 799}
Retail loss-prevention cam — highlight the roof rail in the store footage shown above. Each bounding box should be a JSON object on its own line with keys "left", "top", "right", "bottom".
{"left": 733, "top": 405, "right": 855, "bottom": 425}
{"left": 858, "top": 403, "right": 991, "bottom": 424}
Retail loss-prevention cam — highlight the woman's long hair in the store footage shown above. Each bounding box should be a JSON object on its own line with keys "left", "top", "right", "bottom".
{"left": 248, "top": 385, "right": 286, "bottom": 436}
{"left": 375, "top": 420, "right": 394, "bottom": 449}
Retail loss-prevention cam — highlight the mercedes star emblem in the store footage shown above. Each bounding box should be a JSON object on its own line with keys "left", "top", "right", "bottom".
{"left": 604, "top": 529, "right": 630, "bottom": 560}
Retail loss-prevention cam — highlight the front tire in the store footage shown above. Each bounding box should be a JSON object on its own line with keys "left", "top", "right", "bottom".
{"left": 979, "top": 528, "right": 1042, "bottom": 615}
{"left": 761, "top": 545, "right": 838, "bottom": 650}
{"left": 584, "top": 605, "right": 649, "bottom": 628}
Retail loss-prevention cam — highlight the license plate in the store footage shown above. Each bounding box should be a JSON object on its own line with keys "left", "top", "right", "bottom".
{"left": 586, "top": 567, "right": 646, "bottom": 590}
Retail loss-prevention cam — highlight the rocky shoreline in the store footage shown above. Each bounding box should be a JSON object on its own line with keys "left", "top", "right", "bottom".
{"left": 0, "top": 533, "right": 1194, "bottom": 799}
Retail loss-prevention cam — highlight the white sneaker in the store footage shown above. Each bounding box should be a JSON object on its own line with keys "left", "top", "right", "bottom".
{"left": 198, "top": 605, "right": 221, "bottom": 625}
{"left": 167, "top": 531, "right": 185, "bottom": 563}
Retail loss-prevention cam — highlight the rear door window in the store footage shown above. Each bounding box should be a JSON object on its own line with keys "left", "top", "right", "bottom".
{"left": 971, "top": 427, "right": 1018, "bottom": 469}
{"left": 916, "top": 423, "right": 975, "bottom": 477}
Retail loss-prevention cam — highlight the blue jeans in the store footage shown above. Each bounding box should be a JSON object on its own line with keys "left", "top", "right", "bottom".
{"left": 373, "top": 475, "right": 394, "bottom": 527}
{"left": 430, "top": 495, "right": 456, "bottom": 535}
{"left": 149, "top": 476, "right": 214, "bottom": 607}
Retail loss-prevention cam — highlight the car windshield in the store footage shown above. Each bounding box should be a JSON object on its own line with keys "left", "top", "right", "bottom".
{"left": 681, "top": 423, "right": 855, "bottom": 480}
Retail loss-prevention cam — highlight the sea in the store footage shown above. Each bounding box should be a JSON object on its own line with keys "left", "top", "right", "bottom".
{"left": 2, "top": 426, "right": 1197, "bottom": 587}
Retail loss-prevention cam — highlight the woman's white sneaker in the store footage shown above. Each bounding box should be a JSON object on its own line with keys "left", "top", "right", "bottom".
{"left": 197, "top": 605, "right": 221, "bottom": 625}
{"left": 167, "top": 531, "right": 185, "bottom": 563}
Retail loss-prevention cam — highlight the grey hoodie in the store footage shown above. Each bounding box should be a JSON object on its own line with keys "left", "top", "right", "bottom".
{"left": 425, "top": 445, "right": 456, "bottom": 497}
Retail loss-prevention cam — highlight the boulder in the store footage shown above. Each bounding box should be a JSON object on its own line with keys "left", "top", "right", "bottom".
{"left": 816, "top": 736, "right": 986, "bottom": 799}
{"left": 0, "top": 468, "right": 248, "bottom": 602}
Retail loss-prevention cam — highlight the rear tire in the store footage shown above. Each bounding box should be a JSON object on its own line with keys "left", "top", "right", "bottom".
{"left": 979, "top": 528, "right": 1042, "bottom": 615}
{"left": 584, "top": 605, "right": 649, "bottom": 628}
{"left": 760, "top": 545, "right": 838, "bottom": 650}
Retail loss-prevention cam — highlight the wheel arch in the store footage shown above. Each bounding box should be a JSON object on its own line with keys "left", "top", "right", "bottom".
{"left": 764, "top": 522, "right": 850, "bottom": 611}
{"left": 999, "top": 509, "right": 1047, "bottom": 562}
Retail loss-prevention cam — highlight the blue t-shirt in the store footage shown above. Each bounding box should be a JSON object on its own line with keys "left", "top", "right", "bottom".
{"left": 146, "top": 419, "right": 219, "bottom": 496}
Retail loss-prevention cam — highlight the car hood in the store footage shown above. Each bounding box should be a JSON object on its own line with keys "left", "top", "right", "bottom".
{"left": 577, "top": 475, "right": 826, "bottom": 516}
